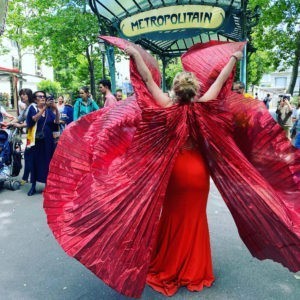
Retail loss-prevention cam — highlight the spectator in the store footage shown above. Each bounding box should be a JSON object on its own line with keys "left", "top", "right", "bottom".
{"left": 122, "top": 77, "right": 134, "bottom": 96}
{"left": 56, "top": 95, "right": 65, "bottom": 113}
{"left": 47, "top": 95, "right": 61, "bottom": 144}
{"left": 115, "top": 89, "right": 123, "bottom": 101}
{"left": 12, "top": 88, "right": 34, "bottom": 128}
{"left": 263, "top": 93, "right": 272, "bottom": 109}
{"left": 99, "top": 79, "right": 117, "bottom": 107}
{"left": 59, "top": 98, "right": 74, "bottom": 132}
{"left": 18, "top": 98, "right": 27, "bottom": 115}
{"left": 26, "top": 91, "right": 59, "bottom": 196}
{"left": 232, "top": 81, "right": 254, "bottom": 98}
{"left": 276, "top": 96, "right": 293, "bottom": 140}
{"left": 73, "top": 87, "right": 99, "bottom": 121}
{"left": 61, "top": 98, "right": 73, "bottom": 125}
{"left": 292, "top": 103, "right": 300, "bottom": 148}
{"left": 0, "top": 130, "right": 10, "bottom": 181}
{"left": 11, "top": 88, "right": 34, "bottom": 185}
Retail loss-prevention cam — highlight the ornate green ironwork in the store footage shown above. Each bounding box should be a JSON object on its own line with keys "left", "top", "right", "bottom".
{"left": 89, "top": 1, "right": 258, "bottom": 90}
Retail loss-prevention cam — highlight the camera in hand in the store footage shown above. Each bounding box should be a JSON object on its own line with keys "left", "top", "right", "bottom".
{"left": 47, "top": 94, "right": 54, "bottom": 101}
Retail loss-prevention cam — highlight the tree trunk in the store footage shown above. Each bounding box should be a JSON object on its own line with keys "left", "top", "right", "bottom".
{"left": 86, "top": 46, "right": 95, "bottom": 100}
{"left": 287, "top": 34, "right": 300, "bottom": 95}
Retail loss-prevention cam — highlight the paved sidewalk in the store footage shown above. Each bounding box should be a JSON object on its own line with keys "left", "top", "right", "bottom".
{"left": 0, "top": 180, "right": 299, "bottom": 300}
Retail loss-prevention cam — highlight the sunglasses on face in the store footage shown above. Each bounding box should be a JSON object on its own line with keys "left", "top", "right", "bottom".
{"left": 36, "top": 95, "right": 46, "bottom": 99}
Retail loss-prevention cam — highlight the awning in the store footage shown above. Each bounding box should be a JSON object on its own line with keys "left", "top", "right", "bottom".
{"left": 89, "top": 0, "right": 246, "bottom": 58}
{"left": 0, "top": 66, "right": 20, "bottom": 75}
{"left": 0, "top": 66, "right": 23, "bottom": 81}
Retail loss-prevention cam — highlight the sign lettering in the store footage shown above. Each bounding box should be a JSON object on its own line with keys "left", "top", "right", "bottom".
{"left": 120, "top": 5, "right": 225, "bottom": 37}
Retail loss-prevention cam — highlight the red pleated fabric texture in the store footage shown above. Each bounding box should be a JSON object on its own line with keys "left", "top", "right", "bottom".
{"left": 182, "top": 42, "right": 300, "bottom": 272}
{"left": 44, "top": 37, "right": 300, "bottom": 298}
{"left": 147, "top": 148, "right": 214, "bottom": 296}
{"left": 44, "top": 98, "right": 190, "bottom": 298}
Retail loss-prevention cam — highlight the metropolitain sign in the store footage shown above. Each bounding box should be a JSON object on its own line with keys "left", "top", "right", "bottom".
{"left": 120, "top": 5, "right": 225, "bottom": 38}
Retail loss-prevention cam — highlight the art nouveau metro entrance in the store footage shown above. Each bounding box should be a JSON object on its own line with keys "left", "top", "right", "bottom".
{"left": 89, "top": 0, "right": 259, "bottom": 91}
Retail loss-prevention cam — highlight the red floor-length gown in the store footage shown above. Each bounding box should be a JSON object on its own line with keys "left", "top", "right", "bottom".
{"left": 147, "top": 146, "right": 214, "bottom": 296}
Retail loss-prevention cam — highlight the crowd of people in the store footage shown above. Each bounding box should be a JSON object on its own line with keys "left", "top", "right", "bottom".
{"left": 0, "top": 73, "right": 300, "bottom": 197}
{"left": 0, "top": 79, "right": 126, "bottom": 195}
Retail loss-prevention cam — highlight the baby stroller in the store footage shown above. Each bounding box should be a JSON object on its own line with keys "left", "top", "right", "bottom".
{"left": 0, "top": 128, "right": 21, "bottom": 190}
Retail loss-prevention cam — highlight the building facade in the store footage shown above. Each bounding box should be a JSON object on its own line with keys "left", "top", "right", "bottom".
{"left": 252, "top": 67, "right": 300, "bottom": 107}
{"left": 0, "top": 37, "right": 53, "bottom": 110}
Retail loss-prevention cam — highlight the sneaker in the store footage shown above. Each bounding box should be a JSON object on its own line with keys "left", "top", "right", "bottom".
{"left": 20, "top": 180, "right": 28, "bottom": 185}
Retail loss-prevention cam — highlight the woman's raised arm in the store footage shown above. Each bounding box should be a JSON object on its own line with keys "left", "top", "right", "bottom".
{"left": 125, "top": 46, "right": 171, "bottom": 107}
{"left": 198, "top": 50, "right": 243, "bottom": 102}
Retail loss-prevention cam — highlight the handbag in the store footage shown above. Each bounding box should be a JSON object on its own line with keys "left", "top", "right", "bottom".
{"left": 35, "top": 111, "right": 47, "bottom": 140}
{"left": 35, "top": 131, "right": 45, "bottom": 140}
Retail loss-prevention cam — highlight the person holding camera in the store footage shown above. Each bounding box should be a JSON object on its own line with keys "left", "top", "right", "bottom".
{"left": 276, "top": 96, "right": 293, "bottom": 140}
{"left": 26, "top": 91, "right": 60, "bottom": 196}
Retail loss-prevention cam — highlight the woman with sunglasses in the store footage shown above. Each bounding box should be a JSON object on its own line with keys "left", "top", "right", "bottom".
{"left": 26, "top": 91, "right": 59, "bottom": 196}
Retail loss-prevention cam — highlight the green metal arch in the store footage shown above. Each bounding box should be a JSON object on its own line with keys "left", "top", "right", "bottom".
{"left": 89, "top": 0, "right": 256, "bottom": 91}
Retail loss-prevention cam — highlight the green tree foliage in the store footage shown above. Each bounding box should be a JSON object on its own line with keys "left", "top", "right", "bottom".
{"left": 0, "top": 38, "right": 9, "bottom": 56}
{"left": 164, "top": 58, "right": 183, "bottom": 91}
{"left": 27, "top": 0, "right": 102, "bottom": 98}
{"left": 4, "top": 0, "right": 105, "bottom": 98}
{"left": 249, "top": 0, "right": 300, "bottom": 94}
{"left": 4, "top": 0, "right": 34, "bottom": 88}
{"left": 37, "top": 79, "right": 61, "bottom": 97}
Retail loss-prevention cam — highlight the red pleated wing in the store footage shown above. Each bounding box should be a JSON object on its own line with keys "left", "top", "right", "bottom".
{"left": 100, "top": 35, "right": 161, "bottom": 109}
{"left": 44, "top": 96, "right": 189, "bottom": 297}
{"left": 183, "top": 42, "right": 300, "bottom": 272}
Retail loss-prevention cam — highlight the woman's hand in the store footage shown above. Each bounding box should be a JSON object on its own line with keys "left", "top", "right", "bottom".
{"left": 232, "top": 51, "right": 243, "bottom": 61}
{"left": 12, "top": 122, "right": 22, "bottom": 128}
{"left": 124, "top": 46, "right": 139, "bottom": 57}
{"left": 7, "top": 114, "right": 17, "bottom": 121}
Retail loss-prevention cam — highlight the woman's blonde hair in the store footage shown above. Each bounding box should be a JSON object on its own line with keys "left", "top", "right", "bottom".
{"left": 172, "top": 71, "right": 200, "bottom": 104}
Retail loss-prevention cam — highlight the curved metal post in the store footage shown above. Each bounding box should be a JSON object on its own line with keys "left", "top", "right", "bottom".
{"left": 240, "top": 46, "right": 247, "bottom": 87}
{"left": 106, "top": 45, "right": 116, "bottom": 93}
{"left": 162, "top": 57, "right": 167, "bottom": 92}
{"left": 240, "top": 0, "right": 248, "bottom": 89}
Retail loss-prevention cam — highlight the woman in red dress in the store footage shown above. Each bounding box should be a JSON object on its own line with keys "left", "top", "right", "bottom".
{"left": 124, "top": 46, "right": 242, "bottom": 296}
{"left": 44, "top": 37, "right": 300, "bottom": 298}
